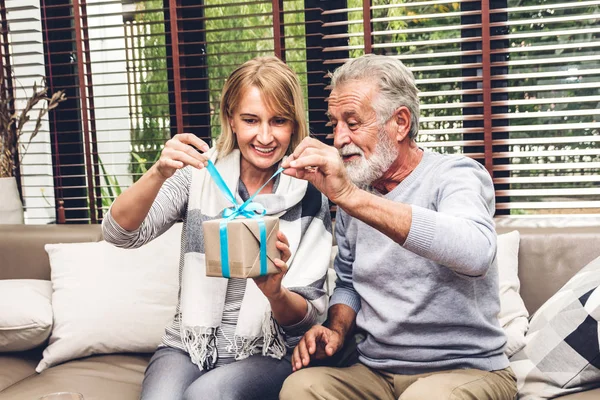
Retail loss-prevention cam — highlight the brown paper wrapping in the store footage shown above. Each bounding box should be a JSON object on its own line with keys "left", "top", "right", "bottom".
{"left": 203, "top": 216, "right": 280, "bottom": 278}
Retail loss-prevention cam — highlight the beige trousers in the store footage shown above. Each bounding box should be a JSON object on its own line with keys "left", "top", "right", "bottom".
{"left": 280, "top": 363, "right": 517, "bottom": 400}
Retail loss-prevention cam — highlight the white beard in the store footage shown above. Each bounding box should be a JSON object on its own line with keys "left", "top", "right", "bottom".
{"left": 339, "top": 128, "right": 399, "bottom": 189}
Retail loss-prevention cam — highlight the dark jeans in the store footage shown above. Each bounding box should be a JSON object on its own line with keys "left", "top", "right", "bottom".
{"left": 140, "top": 347, "right": 292, "bottom": 400}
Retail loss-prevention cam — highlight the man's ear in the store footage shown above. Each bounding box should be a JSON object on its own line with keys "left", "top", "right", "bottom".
{"left": 393, "top": 106, "right": 411, "bottom": 142}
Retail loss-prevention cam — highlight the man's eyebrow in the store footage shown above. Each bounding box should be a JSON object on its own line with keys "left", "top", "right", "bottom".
{"left": 326, "top": 110, "right": 359, "bottom": 119}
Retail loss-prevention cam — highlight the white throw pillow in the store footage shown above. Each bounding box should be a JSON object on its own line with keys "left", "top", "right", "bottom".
{"left": 36, "top": 223, "right": 181, "bottom": 372}
{"left": 0, "top": 279, "right": 53, "bottom": 352}
{"left": 497, "top": 230, "right": 529, "bottom": 357}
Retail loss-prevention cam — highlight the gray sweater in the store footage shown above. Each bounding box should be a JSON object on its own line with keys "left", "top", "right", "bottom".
{"left": 330, "top": 150, "right": 509, "bottom": 374}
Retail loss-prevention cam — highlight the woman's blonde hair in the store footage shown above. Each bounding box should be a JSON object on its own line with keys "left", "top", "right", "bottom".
{"left": 216, "top": 56, "right": 308, "bottom": 158}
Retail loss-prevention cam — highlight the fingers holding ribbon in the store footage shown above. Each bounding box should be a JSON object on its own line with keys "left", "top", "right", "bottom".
{"left": 282, "top": 137, "right": 356, "bottom": 205}
{"left": 155, "top": 133, "right": 210, "bottom": 179}
{"left": 178, "top": 133, "right": 210, "bottom": 153}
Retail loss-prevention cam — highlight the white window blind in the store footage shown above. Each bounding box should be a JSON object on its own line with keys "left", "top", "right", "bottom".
{"left": 2, "top": 0, "right": 598, "bottom": 223}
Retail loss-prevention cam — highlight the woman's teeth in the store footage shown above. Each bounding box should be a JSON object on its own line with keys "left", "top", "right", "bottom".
{"left": 254, "top": 146, "right": 275, "bottom": 154}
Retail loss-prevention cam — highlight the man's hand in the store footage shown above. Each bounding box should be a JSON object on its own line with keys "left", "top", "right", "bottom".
{"left": 291, "top": 325, "right": 344, "bottom": 372}
{"left": 282, "top": 137, "right": 357, "bottom": 205}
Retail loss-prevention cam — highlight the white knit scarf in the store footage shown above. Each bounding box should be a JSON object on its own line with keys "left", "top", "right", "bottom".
{"left": 180, "top": 149, "right": 330, "bottom": 370}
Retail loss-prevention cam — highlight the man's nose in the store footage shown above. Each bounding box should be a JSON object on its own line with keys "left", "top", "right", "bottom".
{"left": 333, "top": 123, "right": 351, "bottom": 149}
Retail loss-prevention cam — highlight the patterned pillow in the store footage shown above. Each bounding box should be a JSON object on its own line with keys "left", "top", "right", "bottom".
{"left": 510, "top": 255, "right": 600, "bottom": 399}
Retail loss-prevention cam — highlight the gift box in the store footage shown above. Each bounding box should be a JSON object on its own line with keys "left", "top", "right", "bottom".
{"left": 203, "top": 216, "right": 280, "bottom": 278}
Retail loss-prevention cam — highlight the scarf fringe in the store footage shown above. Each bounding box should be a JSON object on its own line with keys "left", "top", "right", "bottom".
{"left": 233, "top": 311, "right": 287, "bottom": 361}
{"left": 233, "top": 335, "right": 263, "bottom": 361}
{"left": 261, "top": 311, "right": 286, "bottom": 359}
{"left": 181, "top": 312, "right": 286, "bottom": 367}
{"left": 180, "top": 323, "right": 218, "bottom": 370}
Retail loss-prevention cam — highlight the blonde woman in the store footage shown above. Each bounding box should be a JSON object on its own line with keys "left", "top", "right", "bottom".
{"left": 103, "top": 56, "right": 332, "bottom": 400}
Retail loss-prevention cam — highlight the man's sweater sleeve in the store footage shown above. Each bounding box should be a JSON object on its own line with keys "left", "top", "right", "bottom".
{"left": 403, "top": 157, "right": 497, "bottom": 277}
{"left": 329, "top": 210, "right": 361, "bottom": 313}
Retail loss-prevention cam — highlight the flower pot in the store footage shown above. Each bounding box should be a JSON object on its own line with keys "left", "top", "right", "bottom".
{"left": 0, "top": 176, "right": 24, "bottom": 224}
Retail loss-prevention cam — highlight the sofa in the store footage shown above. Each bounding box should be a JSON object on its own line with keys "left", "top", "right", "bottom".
{"left": 1, "top": 217, "right": 600, "bottom": 400}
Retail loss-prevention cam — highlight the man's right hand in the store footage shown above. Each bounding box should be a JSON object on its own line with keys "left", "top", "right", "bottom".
{"left": 281, "top": 137, "right": 357, "bottom": 206}
{"left": 292, "top": 325, "right": 345, "bottom": 371}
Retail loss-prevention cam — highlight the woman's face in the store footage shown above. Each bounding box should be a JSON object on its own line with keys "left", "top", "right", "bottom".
{"left": 229, "top": 86, "right": 293, "bottom": 173}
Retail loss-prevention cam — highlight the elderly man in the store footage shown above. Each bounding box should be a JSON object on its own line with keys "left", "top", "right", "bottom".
{"left": 279, "top": 54, "right": 517, "bottom": 400}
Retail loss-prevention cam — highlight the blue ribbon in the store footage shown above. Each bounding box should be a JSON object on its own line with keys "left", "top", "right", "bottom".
{"left": 206, "top": 160, "right": 284, "bottom": 278}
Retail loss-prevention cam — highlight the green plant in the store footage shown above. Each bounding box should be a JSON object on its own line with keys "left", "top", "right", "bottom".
{"left": 131, "top": 150, "right": 161, "bottom": 176}
{"left": 130, "top": 0, "right": 170, "bottom": 183}
{"left": 204, "top": 0, "right": 308, "bottom": 139}
{"left": 98, "top": 156, "right": 123, "bottom": 209}
{"left": 98, "top": 151, "right": 160, "bottom": 209}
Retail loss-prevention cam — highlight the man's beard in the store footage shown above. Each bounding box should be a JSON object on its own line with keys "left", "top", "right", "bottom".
{"left": 338, "top": 127, "right": 399, "bottom": 189}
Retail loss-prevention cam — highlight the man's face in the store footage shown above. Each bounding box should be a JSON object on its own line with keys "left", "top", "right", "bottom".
{"left": 327, "top": 82, "right": 399, "bottom": 188}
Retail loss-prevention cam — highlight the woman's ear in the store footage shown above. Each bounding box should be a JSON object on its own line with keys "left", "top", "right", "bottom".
{"left": 228, "top": 118, "right": 237, "bottom": 137}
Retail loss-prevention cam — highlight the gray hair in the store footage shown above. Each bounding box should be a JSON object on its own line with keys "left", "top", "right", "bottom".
{"left": 330, "top": 54, "right": 420, "bottom": 139}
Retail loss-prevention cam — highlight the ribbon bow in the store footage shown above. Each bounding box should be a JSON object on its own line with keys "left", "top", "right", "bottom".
{"left": 206, "top": 160, "right": 284, "bottom": 278}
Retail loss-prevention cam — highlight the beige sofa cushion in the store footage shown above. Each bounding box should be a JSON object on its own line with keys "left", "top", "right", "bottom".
{"left": 1, "top": 350, "right": 598, "bottom": 400}
{"left": 557, "top": 388, "right": 600, "bottom": 399}
{"left": 0, "top": 352, "right": 39, "bottom": 392}
{"left": 0, "top": 354, "right": 149, "bottom": 400}
{"left": 0, "top": 225, "right": 103, "bottom": 281}
{"left": 496, "top": 218, "right": 600, "bottom": 314}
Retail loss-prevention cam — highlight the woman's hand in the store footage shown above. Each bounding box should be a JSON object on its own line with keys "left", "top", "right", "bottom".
{"left": 154, "top": 133, "right": 210, "bottom": 180}
{"left": 253, "top": 231, "right": 291, "bottom": 300}
{"left": 108, "top": 133, "right": 207, "bottom": 231}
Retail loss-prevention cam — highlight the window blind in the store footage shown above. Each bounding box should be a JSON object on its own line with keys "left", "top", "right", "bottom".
{"left": 490, "top": 0, "right": 600, "bottom": 215}
{"left": 2, "top": 0, "right": 598, "bottom": 223}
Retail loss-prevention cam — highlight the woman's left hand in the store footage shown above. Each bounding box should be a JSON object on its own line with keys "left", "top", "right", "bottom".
{"left": 253, "top": 231, "right": 291, "bottom": 300}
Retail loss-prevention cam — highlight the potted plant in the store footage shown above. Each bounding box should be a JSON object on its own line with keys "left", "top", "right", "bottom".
{"left": 0, "top": 80, "right": 66, "bottom": 224}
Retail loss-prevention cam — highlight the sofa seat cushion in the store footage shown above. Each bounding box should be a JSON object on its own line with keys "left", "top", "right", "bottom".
{"left": 0, "top": 352, "right": 39, "bottom": 391}
{"left": 556, "top": 388, "right": 600, "bottom": 399}
{"left": 0, "top": 354, "right": 150, "bottom": 400}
